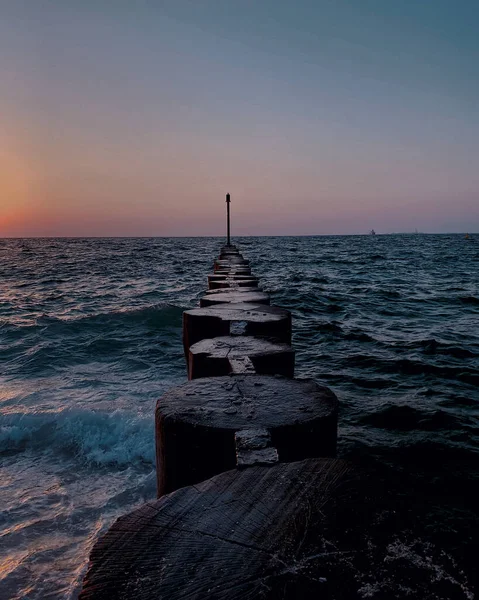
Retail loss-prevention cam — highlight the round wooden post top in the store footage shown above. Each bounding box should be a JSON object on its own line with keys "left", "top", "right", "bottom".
{"left": 182, "top": 303, "right": 292, "bottom": 358}
{"left": 204, "top": 285, "right": 261, "bottom": 295}
{"left": 184, "top": 302, "right": 290, "bottom": 324}
{"left": 200, "top": 290, "right": 269, "bottom": 307}
{"left": 157, "top": 375, "right": 337, "bottom": 430}
{"left": 81, "top": 456, "right": 465, "bottom": 600}
{"left": 80, "top": 460, "right": 356, "bottom": 599}
{"left": 188, "top": 336, "right": 294, "bottom": 378}
{"left": 208, "top": 274, "right": 258, "bottom": 281}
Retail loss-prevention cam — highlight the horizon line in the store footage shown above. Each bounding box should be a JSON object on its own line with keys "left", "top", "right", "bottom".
{"left": 0, "top": 232, "right": 476, "bottom": 240}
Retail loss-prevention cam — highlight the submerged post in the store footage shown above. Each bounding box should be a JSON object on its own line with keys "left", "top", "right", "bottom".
{"left": 226, "top": 193, "right": 231, "bottom": 246}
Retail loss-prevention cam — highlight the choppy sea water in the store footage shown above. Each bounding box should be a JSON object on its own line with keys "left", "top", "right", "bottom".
{"left": 0, "top": 235, "right": 478, "bottom": 599}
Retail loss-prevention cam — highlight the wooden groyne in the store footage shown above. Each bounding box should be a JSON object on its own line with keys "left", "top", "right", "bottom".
{"left": 80, "top": 210, "right": 342, "bottom": 598}
{"left": 79, "top": 199, "right": 474, "bottom": 599}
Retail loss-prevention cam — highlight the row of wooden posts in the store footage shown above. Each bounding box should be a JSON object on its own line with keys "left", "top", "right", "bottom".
{"left": 80, "top": 242, "right": 343, "bottom": 599}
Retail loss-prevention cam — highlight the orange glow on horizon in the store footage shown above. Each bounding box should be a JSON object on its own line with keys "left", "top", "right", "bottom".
{"left": 0, "top": 131, "right": 35, "bottom": 236}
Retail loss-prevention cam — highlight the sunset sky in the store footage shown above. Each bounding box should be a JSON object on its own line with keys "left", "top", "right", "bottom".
{"left": 1, "top": 0, "right": 478, "bottom": 236}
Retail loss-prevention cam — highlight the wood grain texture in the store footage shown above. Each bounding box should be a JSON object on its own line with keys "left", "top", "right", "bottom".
{"left": 208, "top": 274, "right": 259, "bottom": 287}
{"left": 214, "top": 263, "right": 250, "bottom": 269}
{"left": 204, "top": 286, "right": 261, "bottom": 295}
{"left": 182, "top": 303, "right": 292, "bottom": 358}
{"left": 81, "top": 455, "right": 470, "bottom": 600}
{"left": 208, "top": 273, "right": 258, "bottom": 282}
{"left": 215, "top": 258, "right": 250, "bottom": 267}
{"left": 209, "top": 278, "right": 259, "bottom": 290}
{"left": 214, "top": 267, "right": 252, "bottom": 276}
{"left": 155, "top": 375, "right": 338, "bottom": 495}
{"left": 200, "top": 291, "right": 269, "bottom": 307}
{"left": 219, "top": 251, "right": 241, "bottom": 259}
{"left": 188, "top": 336, "right": 293, "bottom": 379}
{"left": 80, "top": 459, "right": 358, "bottom": 600}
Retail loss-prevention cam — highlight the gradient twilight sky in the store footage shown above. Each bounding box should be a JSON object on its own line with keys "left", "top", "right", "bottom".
{"left": 1, "top": 1, "right": 478, "bottom": 236}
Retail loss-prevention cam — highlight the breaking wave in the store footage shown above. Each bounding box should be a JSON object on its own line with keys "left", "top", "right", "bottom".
{"left": 0, "top": 408, "right": 155, "bottom": 466}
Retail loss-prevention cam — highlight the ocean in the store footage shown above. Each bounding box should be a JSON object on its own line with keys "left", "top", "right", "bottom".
{"left": 1, "top": 235, "right": 478, "bottom": 599}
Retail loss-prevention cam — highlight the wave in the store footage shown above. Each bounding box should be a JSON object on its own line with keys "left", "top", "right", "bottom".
{"left": 345, "top": 354, "right": 479, "bottom": 386}
{"left": 359, "top": 404, "right": 466, "bottom": 431}
{"left": 1, "top": 305, "right": 186, "bottom": 379}
{"left": 0, "top": 408, "right": 155, "bottom": 466}
{"left": 41, "top": 303, "right": 183, "bottom": 328}
{"left": 459, "top": 295, "right": 479, "bottom": 305}
{"left": 409, "top": 339, "right": 478, "bottom": 359}
{"left": 3, "top": 304, "right": 183, "bottom": 338}
{"left": 377, "top": 288, "right": 401, "bottom": 298}
{"left": 414, "top": 294, "right": 479, "bottom": 307}
{"left": 350, "top": 376, "right": 392, "bottom": 389}
{"left": 310, "top": 275, "right": 329, "bottom": 284}
{"left": 311, "top": 320, "right": 342, "bottom": 334}
{"left": 343, "top": 329, "right": 376, "bottom": 343}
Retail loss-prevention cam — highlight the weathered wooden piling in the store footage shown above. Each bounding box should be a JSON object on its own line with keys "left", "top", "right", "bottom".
{"left": 215, "top": 255, "right": 248, "bottom": 262}
{"left": 209, "top": 279, "right": 259, "bottom": 289}
{"left": 188, "top": 336, "right": 294, "bottom": 378}
{"left": 214, "top": 267, "right": 252, "bottom": 276}
{"left": 200, "top": 289, "right": 270, "bottom": 307}
{"left": 215, "top": 254, "right": 248, "bottom": 262}
{"left": 219, "top": 250, "right": 241, "bottom": 259}
{"left": 81, "top": 454, "right": 461, "bottom": 600}
{"left": 221, "top": 242, "right": 236, "bottom": 252}
{"left": 208, "top": 277, "right": 259, "bottom": 289}
{"left": 215, "top": 261, "right": 251, "bottom": 269}
{"left": 208, "top": 273, "right": 259, "bottom": 286}
{"left": 80, "top": 459, "right": 359, "bottom": 600}
{"left": 214, "top": 260, "right": 250, "bottom": 273}
{"left": 204, "top": 285, "right": 261, "bottom": 295}
{"left": 155, "top": 375, "right": 338, "bottom": 495}
{"left": 182, "top": 303, "right": 292, "bottom": 357}
{"left": 208, "top": 273, "right": 253, "bottom": 281}
{"left": 80, "top": 202, "right": 347, "bottom": 600}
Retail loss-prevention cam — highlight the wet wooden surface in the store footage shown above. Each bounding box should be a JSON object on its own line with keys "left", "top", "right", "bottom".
{"left": 155, "top": 375, "right": 338, "bottom": 494}
{"left": 80, "top": 459, "right": 358, "bottom": 600}
{"left": 209, "top": 278, "right": 259, "bottom": 289}
{"left": 182, "top": 303, "right": 292, "bottom": 356}
{"left": 200, "top": 290, "right": 269, "bottom": 307}
{"left": 204, "top": 286, "right": 261, "bottom": 295}
{"left": 188, "top": 335, "right": 294, "bottom": 378}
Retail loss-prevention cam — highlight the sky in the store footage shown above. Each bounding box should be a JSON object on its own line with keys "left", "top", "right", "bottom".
{"left": 1, "top": 0, "right": 478, "bottom": 236}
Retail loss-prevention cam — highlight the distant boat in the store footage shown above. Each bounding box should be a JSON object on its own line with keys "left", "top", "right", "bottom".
{"left": 465, "top": 233, "right": 470, "bottom": 239}
{"left": 370, "top": 229, "right": 376, "bottom": 235}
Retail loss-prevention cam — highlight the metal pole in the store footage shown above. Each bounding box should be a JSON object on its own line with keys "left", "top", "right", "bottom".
{"left": 226, "top": 193, "right": 231, "bottom": 246}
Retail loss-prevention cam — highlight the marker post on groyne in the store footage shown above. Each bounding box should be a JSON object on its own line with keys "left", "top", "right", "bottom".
{"left": 226, "top": 192, "right": 231, "bottom": 246}
{"left": 80, "top": 195, "right": 341, "bottom": 599}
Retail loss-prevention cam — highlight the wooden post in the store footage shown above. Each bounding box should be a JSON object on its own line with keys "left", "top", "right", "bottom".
{"left": 155, "top": 376, "right": 338, "bottom": 495}
{"left": 215, "top": 258, "right": 250, "bottom": 268}
{"left": 204, "top": 285, "right": 261, "bottom": 296}
{"left": 182, "top": 303, "right": 292, "bottom": 358}
{"left": 188, "top": 336, "right": 294, "bottom": 379}
{"left": 226, "top": 193, "right": 231, "bottom": 246}
{"left": 208, "top": 277, "right": 259, "bottom": 289}
{"left": 200, "top": 290, "right": 269, "bottom": 307}
{"left": 80, "top": 456, "right": 470, "bottom": 600}
{"left": 79, "top": 459, "right": 366, "bottom": 600}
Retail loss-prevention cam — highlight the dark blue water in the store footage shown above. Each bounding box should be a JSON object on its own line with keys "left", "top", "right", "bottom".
{"left": 1, "top": 236, "right": 478, "bottom": 599}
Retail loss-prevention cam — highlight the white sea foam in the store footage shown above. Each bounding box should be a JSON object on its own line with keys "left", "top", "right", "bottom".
{"left": 0, "top": 408, "right": 155, "bottom": 466}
